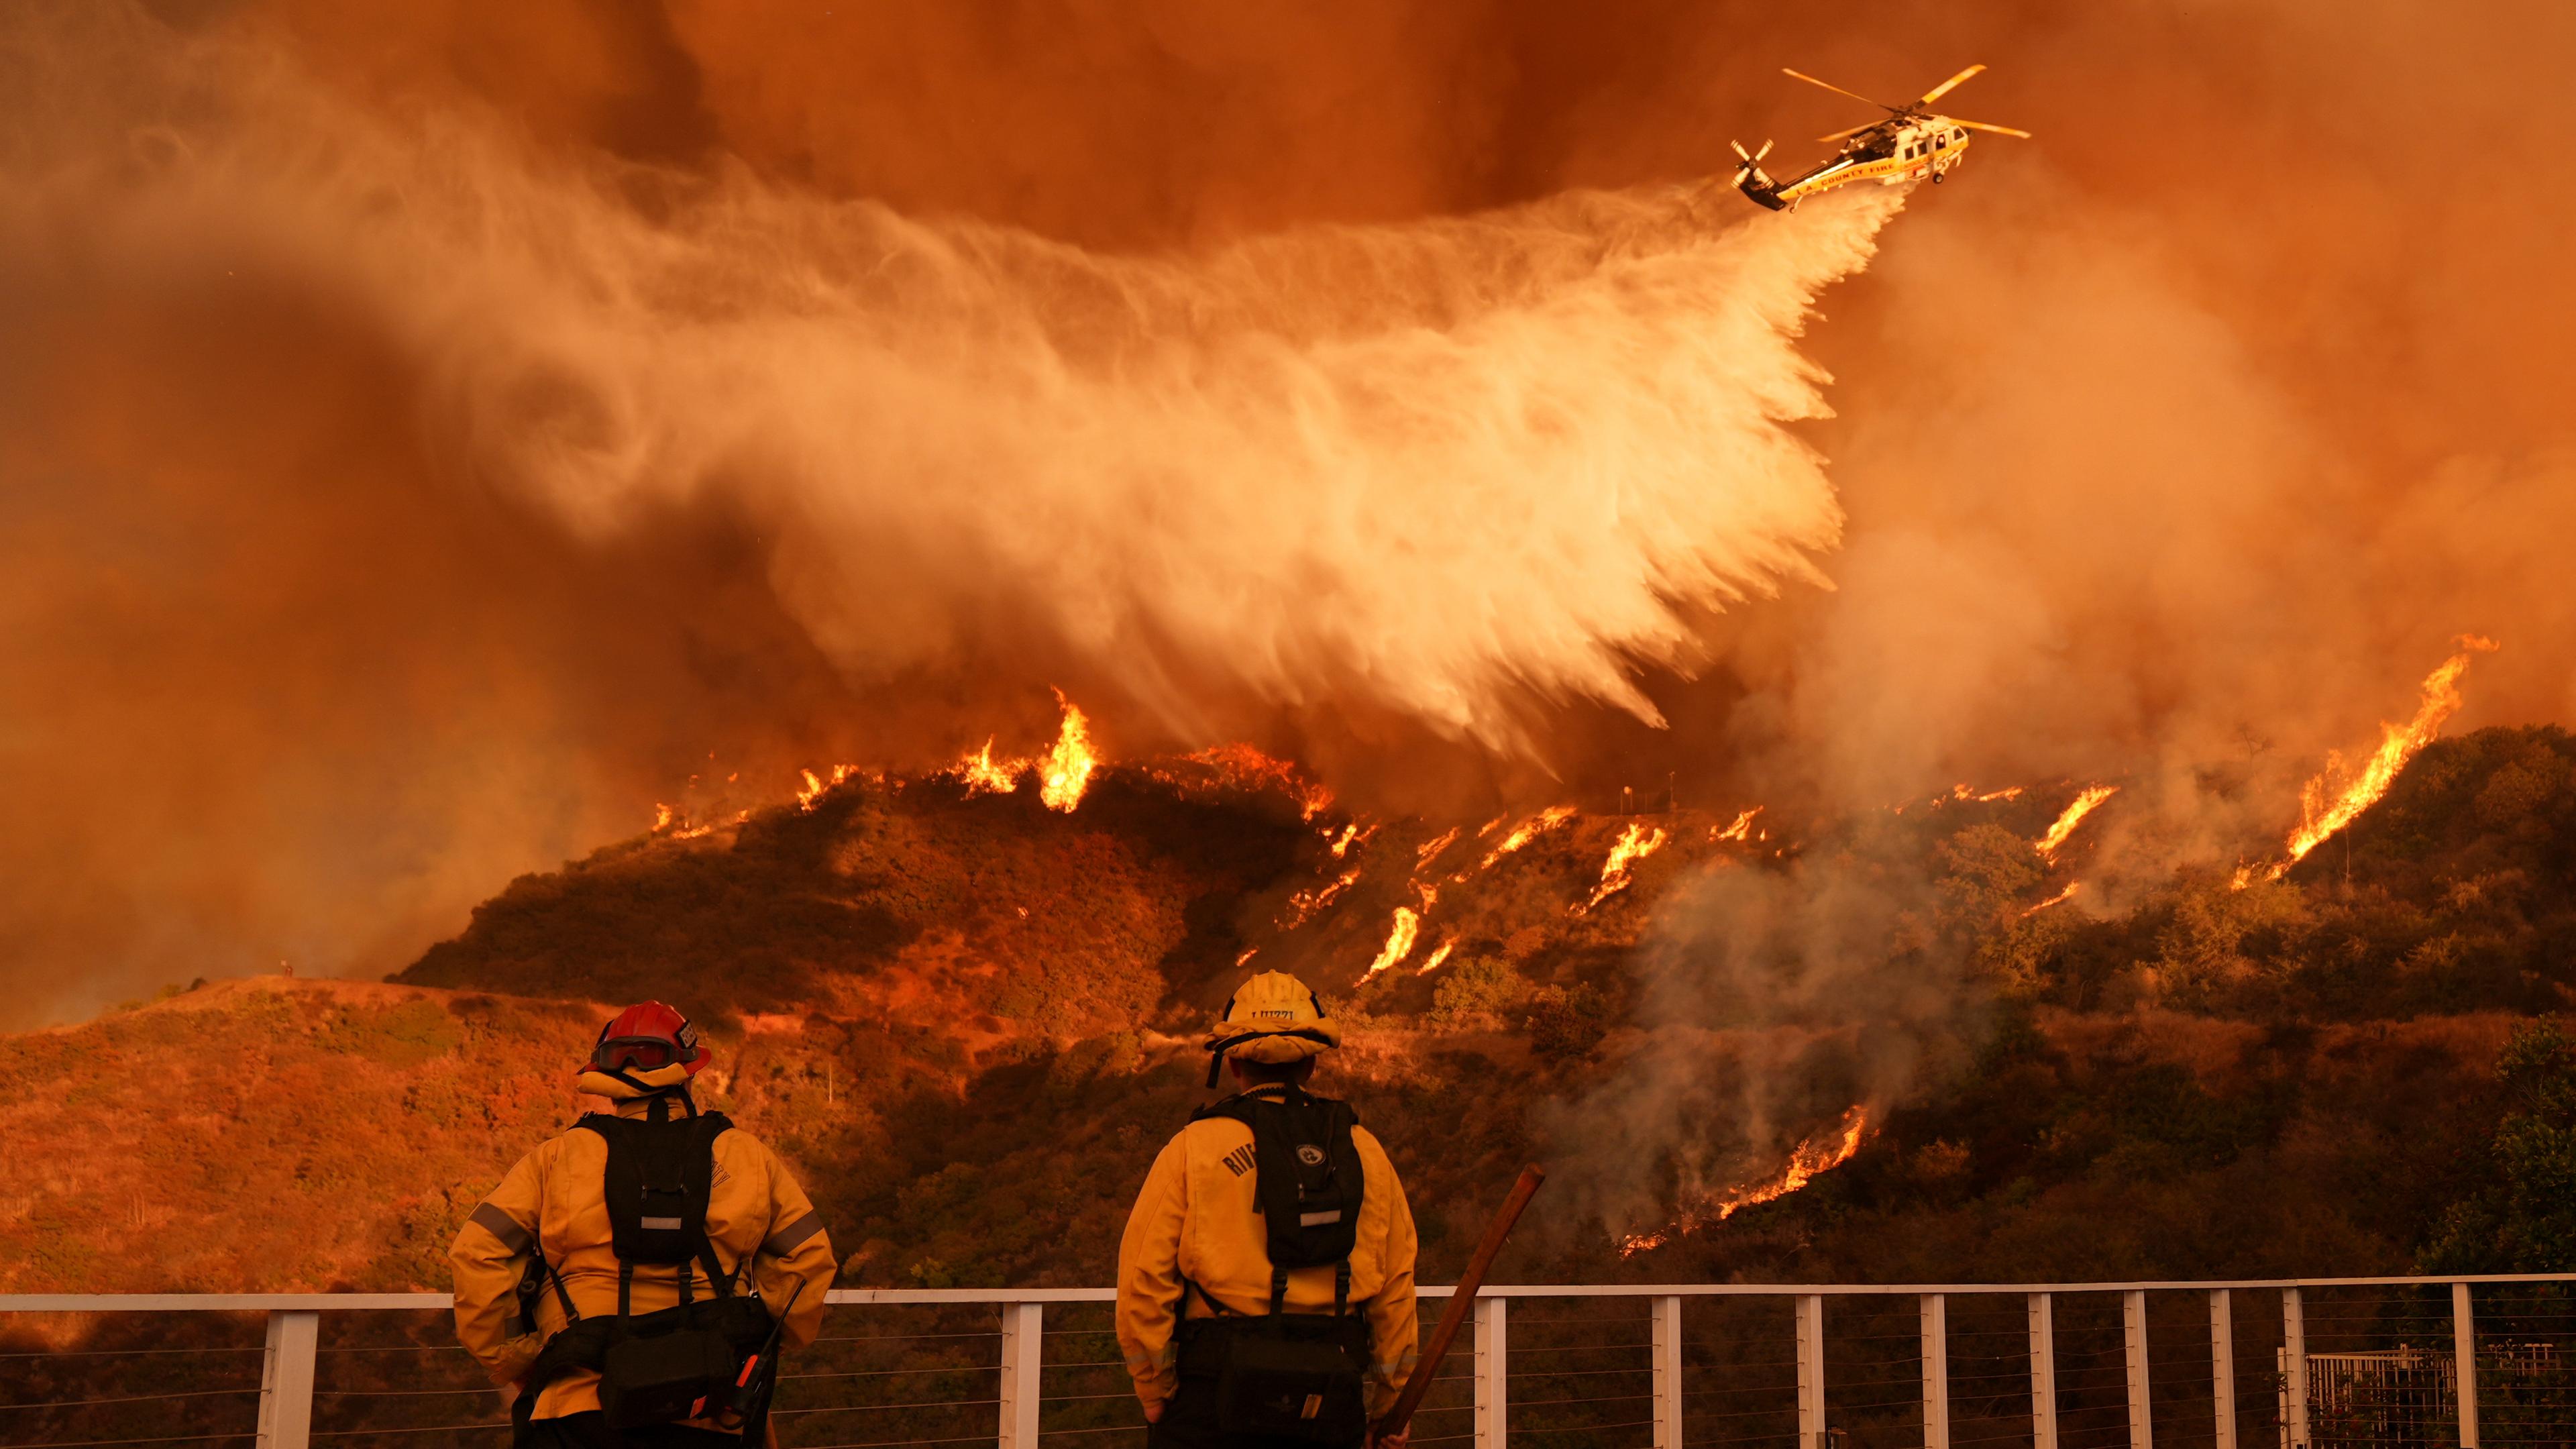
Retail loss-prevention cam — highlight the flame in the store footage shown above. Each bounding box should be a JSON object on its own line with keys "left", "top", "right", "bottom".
{"left": 1619, "top": 1107, "right": 1870, "bottom": 1256}
{"left": 1479, "top": 806, "right": 1577, "bottom": 869}
{"left": 953, "top": 738, "right": 1023, "bottom": 796}
{"left": 1417, "top": 940, "right": 1456, "bottom": 973}
{"left": 2021, "top": 881, "right": 2080, "bottom": 918}
{"left": 947, "top": 692, "right": 1097, "bottom": 809}
{"left": 1363, "top": 907, "right": 1420, "bottom": 977}
{"left": 2036, "top": 785, "right": 2118, "bottom": 862}
{"left": 1186, "top": 745, "right": 1336, "bottom": 817}
{"left": 1137, "top": 744, "right": 1335, "bottom": 817}
{"left": 1327, "top": 822, "right": 1381, "bottom": 859}
{"left": 1235, "top": 947, "right": 1260, "bottom": 967}
{"left": 2269, "top": 636, "right": 2499, "bottom": 876}
{"left": 1415, "top": 828, "right": 1460, "bottom": 868}
{"left": 651, "top": 803, "right": 674, "bottom": 832}
{"left": 1037, "top": 692, "right": 1097, "bottom": 812}
{"left": 795, "top": 763, "right": 860, "bottom": 812}
{"left": 1953, "top": 784, "right": 2023, "bottom": 802}
{"left": 1711, "top": 806, "right": 1762, "bottom": 843}
{"left": 1279, "top": 867, "right": 1362, "bottom": 928}
{"left": 1574, "top": 821, "right": 1668, "bottom": 914}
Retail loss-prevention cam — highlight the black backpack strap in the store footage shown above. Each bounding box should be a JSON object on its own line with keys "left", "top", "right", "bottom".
{"left": 1334, "top": 1261, "right": 1352, "bottom": 1317}
{"left": 692, "top": 1114, "right": 737, "bottom": 1297}
{"left": 541, "top": 1239, "right": 579, "bottom": 1324}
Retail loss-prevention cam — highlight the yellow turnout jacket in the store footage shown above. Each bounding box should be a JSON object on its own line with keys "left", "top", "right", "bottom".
{"left": 1115, "top": 1084, "right": 1419, "bottom": 1416}
{"left": 449, "top": 1091, "right": 835, "bottom": 1425}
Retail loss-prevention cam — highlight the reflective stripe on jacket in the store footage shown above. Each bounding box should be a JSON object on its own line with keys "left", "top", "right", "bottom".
{"left": 447, "top": 1098, "right": 835, "bottom": 1426}
{"left": 1114, "top": 1085, "right": 1419, "bottom": 1416}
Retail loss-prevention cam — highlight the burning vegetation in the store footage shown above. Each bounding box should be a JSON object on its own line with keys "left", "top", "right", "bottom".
{"left": 1481, "top": 808, "right": 1578, "bottom": 870}
{"left": 17, "top": 708, "right": 2576, "bottom": 1304}
{"left": 2272, "top": 637, "right": 2501, "bottom": 877}
{"left": 943, "top": 692, "right": 1100, "bottom": 814}
{"left": 1574, "top": 822, "right": 1669, "bottom": 915}
{"left": 2035, "top": 786, "right": 2117, "bottom": 863}
{"left": 1619, "top": 1107, "right": 1872, "bottom": 1256}
{"left": 572, "top": 627, "right": 2540, "bottom": 1263}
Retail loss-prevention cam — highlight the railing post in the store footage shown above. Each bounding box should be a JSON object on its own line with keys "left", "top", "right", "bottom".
{"left": 998, "top": 1300, "right": 1042, "bottom": 1449}
{"left": 1921, "top": 1293, "right": 1949, "bottom": 1449}
{"left": 2211, "top": 1289, "right": 2237, "bottom": 1449}
{"left": 2123, "top": 1290, "right": 2154, "bottom": 1449}
{"left": 1797, "top": 1293, "right": 1826, "bottom": 1449}
{"left": 1653, "top": 1295, "right": 1684, "bottom": 1449}
{"left": 2279, "top": 1288, "right": 2309, "bottom": 1449}
{"left": 256, "top": 1309, "right": 318, "bottom": 1449}
{"left": 2029, "top": 1293, "right": 2057, "bottom": 1449}
{"left": 1475, "top": 1294, "right": 1508, "bottom": 1448}
{"left": 2453, "top": 1281, "right": 2480, "bottom": 1449}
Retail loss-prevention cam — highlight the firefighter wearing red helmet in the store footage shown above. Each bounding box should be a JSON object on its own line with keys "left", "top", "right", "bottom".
{"left": 449, "top": 1002, "right": 837, "bottom": 1449}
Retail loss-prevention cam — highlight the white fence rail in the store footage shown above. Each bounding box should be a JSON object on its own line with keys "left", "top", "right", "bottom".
{"left": 10, "top": 1275, "right": 2576, "bottom": 1449}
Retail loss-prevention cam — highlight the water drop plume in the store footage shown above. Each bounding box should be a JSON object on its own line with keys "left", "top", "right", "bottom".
{"left": 0, "top": 4, "right": 1901, "bottom": 1016}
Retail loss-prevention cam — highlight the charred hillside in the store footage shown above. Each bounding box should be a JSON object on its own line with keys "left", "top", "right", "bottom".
{"left": 7, "top": 727, "right": 2576, "bottom": 1299}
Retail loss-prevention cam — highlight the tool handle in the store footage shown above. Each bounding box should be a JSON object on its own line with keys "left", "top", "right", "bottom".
{"left": 1371, "top": 1165, "right": 1546, "bottom": 1442}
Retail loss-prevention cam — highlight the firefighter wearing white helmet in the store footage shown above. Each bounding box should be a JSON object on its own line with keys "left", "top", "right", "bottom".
{"left": 1116, "top": 971, "right": 1420, "bottom": 1449}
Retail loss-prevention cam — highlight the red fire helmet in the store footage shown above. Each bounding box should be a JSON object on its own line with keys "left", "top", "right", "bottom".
{"left": 590, "top": 1001, "right": 710, "bottom": 1077}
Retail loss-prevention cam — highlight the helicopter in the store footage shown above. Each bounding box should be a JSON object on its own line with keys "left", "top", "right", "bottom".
{"left": 1732, "top": 64, "right": 2030, "bottom": 211}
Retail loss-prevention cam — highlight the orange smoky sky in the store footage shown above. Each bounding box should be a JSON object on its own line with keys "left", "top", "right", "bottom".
{"left": 3, "top": 0, "right": 2573, "bottom": 1020}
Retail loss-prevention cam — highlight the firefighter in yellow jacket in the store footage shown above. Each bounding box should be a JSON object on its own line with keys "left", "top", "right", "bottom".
{"left": 450, "top": 1002, "right": 835, "bottom": 1449}
{"left": 1118, "top": 971, "right": 1417, "bottom": 1449}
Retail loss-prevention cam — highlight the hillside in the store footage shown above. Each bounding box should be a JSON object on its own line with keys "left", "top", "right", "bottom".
{"left": 9, "top": 727, "right": 2576, "bottom": 1300}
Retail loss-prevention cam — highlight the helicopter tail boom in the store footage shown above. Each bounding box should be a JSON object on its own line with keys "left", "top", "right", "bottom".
{"left": 1735, "top": 174, "right": 1790, "bottom": 210}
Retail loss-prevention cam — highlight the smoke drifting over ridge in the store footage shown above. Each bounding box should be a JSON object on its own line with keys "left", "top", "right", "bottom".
{"left": 6, "top": 0, "right": 2576, "bottom": 1026}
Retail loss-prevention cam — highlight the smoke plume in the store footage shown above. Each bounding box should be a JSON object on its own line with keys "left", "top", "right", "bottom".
{"left": 1541, "top": 835, "right": 1974, "bottom": 1240}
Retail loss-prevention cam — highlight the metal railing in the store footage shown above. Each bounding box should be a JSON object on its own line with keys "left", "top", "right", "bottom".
{"left": 10, "top": 1275, "right": 2576, "bottom": 1449}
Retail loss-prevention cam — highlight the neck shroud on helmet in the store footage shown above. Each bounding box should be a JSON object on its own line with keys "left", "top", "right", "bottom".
{"left": 1203, "top": 970, "right": 1339, "bottom": 1088}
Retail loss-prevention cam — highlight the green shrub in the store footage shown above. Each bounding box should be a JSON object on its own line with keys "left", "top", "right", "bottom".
{"left": 2422, "top": 1018, "right": 2576, "bottom": 1273}
{"left": 1427, "top": 958, "right": 1526, "bottom": 1031}
{"left": 1524, "top": 983, "right": 1612, "bottom": 1063}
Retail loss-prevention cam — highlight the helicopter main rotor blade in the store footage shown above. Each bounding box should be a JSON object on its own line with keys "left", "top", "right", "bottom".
{"left": 1951, "top": 117, "right": 2033, "bottom": 138}
{"left": 1783, "top": 68, "right": 1900, "bottom": 113}
{"left": 1916, "top": 64, "right": 1986, "bottom": 106}
{"left": 1815, "top": 122, "right": 1880, "bottom": 144}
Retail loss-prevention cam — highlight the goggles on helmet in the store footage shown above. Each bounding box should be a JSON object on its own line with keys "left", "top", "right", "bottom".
{"left": 594, "top": 1036, "right": 682, "bottom": 1073}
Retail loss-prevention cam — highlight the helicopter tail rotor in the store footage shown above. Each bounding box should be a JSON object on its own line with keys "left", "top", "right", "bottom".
{"left": 1729, "top": 137, "right": 1775, "bottom": 184}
